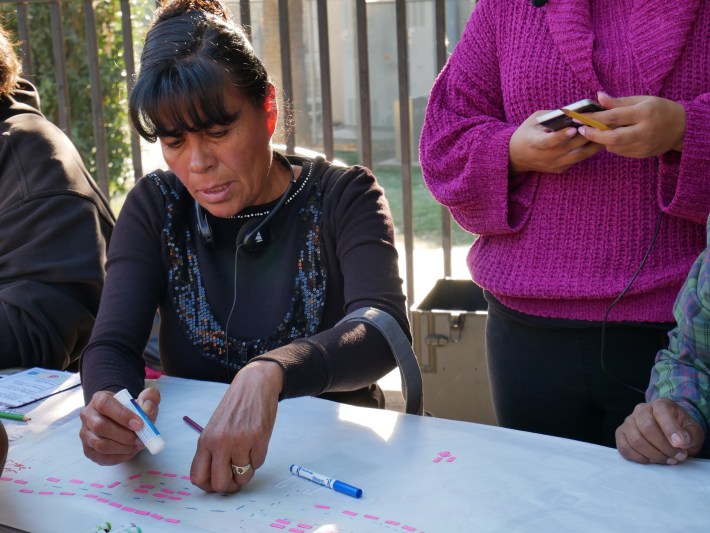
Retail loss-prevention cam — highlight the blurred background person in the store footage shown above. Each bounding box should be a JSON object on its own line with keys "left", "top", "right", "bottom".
{"left": 0, "top": 22, "right": 114, "bottom": 370}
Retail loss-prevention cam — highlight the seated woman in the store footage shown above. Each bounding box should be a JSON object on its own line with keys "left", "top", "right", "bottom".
{"left": 78, "top": 0, "right": 410, "bottom": 494}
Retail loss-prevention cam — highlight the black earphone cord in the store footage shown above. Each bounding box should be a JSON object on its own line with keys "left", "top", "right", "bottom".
{"left": 599, "top": 210, "right": 665, "bottom": 395}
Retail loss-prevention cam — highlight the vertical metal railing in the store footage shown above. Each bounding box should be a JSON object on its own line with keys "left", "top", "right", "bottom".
{"left": 277, "top": 0, "right": 295, "bottom": 154}
{"left": 82, "top": 0, "right": 109, "bottom": 196}
{"left": 48, "top": 1, "right": 70, "bottom": 133}
{"left": 355, "top": 0, "right": 373, "bottom": 171}
{"left": 315, "top": 0, "right": 333, "bottom": 161}
{"left": 434, "top": 0, "right": 453, "bottom": 277}
{"left": 396, "top": 0, "right": 415, "bottom": 308}
{"left": 120, "top": 0, "right": 143, "bottom": 180}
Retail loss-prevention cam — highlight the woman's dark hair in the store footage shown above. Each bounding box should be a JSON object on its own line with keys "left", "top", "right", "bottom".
{"left": 0, "top": 23, "right": 21, "bottom": 97}
{"left": 130, "top": 0, "right": 271, "bottom": 142}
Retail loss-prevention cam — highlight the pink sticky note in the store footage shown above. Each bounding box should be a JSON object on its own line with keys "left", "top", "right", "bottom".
{"left": 135, "top": 510, "right": 150, "bottom": 516}
{"left": 13, "top": 480, "right": 28, "bottom": 484}
{"left": 289, "top": 529, "right": 304, "bottom": 533}
{"left": 97, "top": 498, "right": 109, "bottom": 503}
{"left": 122, "top": 506, "right": 135, "bottom": 512}
{"left": 140, "top": 484, "right": 154, "bottom": 488}
{"left": 385, "top": 521, "right": 400, "bottom": 525}
{"left": 19, "top": 489, "right": 33, "bottom": 494}
{"left": 315, "top": 504, "right": 330, "bottom": 509}
{"left": 84, "top": 494, "right": 98, "bottom": 498}
{"left": 439, "top": 451, "right": 450, "bottom": 457}
{"left": 90, "top": 483, "right": 104, "bottom": 488}
{"left": 165, "top": 518, "right": 180, "bottom": 524}
{"left": 39, "top": 491, "right": 53, "bottom": 495}
{"left": 433, "top": 457, "right": 442, "bottom": 463}
{"left": 167, "top": 496, "right": 181, "bottom": 501}
{"left": 70, "top": 479, "right": 83, "bottom": 484}
{"left": 150, "top": 513, "right": 164, "bottom": 520}
{"left": 297, "top": 524, "right": 313, "bottom": 529}
{"left": 134, "top": 489, "right": 149, "bottom": 494}
{"left": 128, "top": 474, "right": 142, "bottom": 480}
{"left": 446, "top": 456, "right": 456, "bottom": 463}
{"left": 147, "top": 471, "right": 161, "bottom": 475}
{"left": 108, "top": 482, "right": 120, "bottom": 488}
{"left": 177, "top": 490, "right": 191, "bottom": 496}
{"left": 276, "top": 519, "right": 291, "bottom": 524}
{"left": 161, "top": 488, "right": 175, "bottom": 494}
{"left": 364, "top": 514, "right": 379, "bottom": 520}
{"left": 402, "top": 526, "right": 416, "bottom": 532}
{"left": 163, "top": 472, "right": 178, "bottom": 477}
{"left": 109, "top": 502, "right": 121, "bottom": 508}
{"left": 342, "top": 511, "right": 357, "bottom": 516}
{"left": 46, "top": 477, "right": 60, "bottom": 482}
{"left": 60, "top": 492, "right": 75, "bottom": 496}
{"left": 270, "top": 525, "right": 285, "bottom": 530}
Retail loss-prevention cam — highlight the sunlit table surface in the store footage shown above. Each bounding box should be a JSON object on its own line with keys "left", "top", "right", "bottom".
{"left": 0, "top": 375, "right": 707, "bottom": 532}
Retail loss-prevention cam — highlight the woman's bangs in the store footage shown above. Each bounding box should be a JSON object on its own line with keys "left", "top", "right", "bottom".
{"left": 144, "top": 63, "right": 238, "bottom": 138}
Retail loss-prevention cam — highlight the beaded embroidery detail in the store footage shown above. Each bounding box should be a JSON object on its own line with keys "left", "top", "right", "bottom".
{"left": 148, "top": 168, "right": 326, "bottom": 372}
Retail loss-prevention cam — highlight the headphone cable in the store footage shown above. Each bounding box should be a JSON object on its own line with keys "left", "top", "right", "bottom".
{"left": 599, "top": 210, "right": 664, "bottom": 395}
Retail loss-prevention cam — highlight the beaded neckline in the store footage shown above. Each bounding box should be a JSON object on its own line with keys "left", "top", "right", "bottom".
{"left": 228, "top": 160, "right": 314, "bottom": 220}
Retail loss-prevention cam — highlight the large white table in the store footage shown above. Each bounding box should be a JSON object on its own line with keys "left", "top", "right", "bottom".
{"left": 0, "top": 376, "right": 707, "bottom": 532}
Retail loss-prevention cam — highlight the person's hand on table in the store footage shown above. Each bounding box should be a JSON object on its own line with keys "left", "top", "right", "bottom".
{"left": 578, "top": 93, "right": 686, "bottom": 157}
{"left": 616, "top": 397, "right": 705, "bottom": 465}
{"left": 508, "top": 111, "right": 603, "bottom": 177}
{"left": 190, "top": 360, "right": 283, "bottom": 493}
{"left": 80, "top": 387, "right": 161, "bottom": 465}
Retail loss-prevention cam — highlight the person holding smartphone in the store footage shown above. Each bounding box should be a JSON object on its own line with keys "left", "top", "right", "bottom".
{"left": 419, "top": 0, "right": 710, "bottom": 448}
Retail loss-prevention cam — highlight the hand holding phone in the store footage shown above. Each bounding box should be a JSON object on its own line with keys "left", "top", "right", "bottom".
{"left": 536, "top": 99, "right": 609, "bottom": 131}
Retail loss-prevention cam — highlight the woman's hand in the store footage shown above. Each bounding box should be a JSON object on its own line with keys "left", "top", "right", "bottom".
{"left": 578, "top": 92, "right": 686, "bottom": 158}
{"left": 616, "top": 398, "right": 704, "bottom": 465}
{"left": 509, "top": 111, "right": 603, "bottom": 176}
{"left": 79, "top": 387, "right": 161, "bottom": 466}
{"left": 190, "top": 360, "right": 283, "bottom": 493}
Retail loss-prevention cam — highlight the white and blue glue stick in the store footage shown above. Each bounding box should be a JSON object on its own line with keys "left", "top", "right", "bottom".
{"left": 114, "top": 389, "right": 165, "bottom": 454}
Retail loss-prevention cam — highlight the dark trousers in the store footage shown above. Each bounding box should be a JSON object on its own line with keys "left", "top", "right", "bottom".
{"left": 485, "top": 294, "right": 673, "bottom": 448}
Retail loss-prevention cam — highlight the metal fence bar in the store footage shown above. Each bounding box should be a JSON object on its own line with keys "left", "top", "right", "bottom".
{"left": 434, "top": 0, "right": 452, "bottom": 277}
{"left": 396, "top": 0, "right": 414, "bottom": 308}
{"left": 48, "top": 1, "right": 70, "bottom": 135}
{"left": 83, "top": 0, "right": 109, "bottom": 195}
{"left": 239, "top": 0, "right": 251, "bottom": 41}
{"left": 278, "top": 0, "right": 295, "bottom": 154}
{"left": 355, "top": 0, "right": 372, "bottom": 170}
{"left": 15, "top": 3, "right": 33, "bottom": 77}
{"left": 316, "top": 0, "right": 333, "bottom": 161}
{"left": 119, "top": 0, "right": 143, "bottom": 180}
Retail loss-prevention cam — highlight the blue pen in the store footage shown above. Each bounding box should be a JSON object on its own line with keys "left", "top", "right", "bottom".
{"left": 290, "top": 464, "right": 363, "bottom": 498}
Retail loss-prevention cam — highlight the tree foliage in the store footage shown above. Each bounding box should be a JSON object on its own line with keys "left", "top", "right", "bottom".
{"left": 1, "top": 1, "right": 153, "bottom": 196}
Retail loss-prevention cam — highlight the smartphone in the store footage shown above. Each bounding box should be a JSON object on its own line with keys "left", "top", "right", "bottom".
{"left": 536, "top": 99, "right": 607, "bottom": 131}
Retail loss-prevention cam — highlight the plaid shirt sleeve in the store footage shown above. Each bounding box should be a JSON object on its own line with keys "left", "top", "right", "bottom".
{"left": 647, "top": 221, "right": 710, "bottom": 439}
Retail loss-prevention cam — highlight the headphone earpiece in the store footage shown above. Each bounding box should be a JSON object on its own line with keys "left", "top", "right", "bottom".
{"left": 195, "top": 200, "right": 214, "bottom": 246}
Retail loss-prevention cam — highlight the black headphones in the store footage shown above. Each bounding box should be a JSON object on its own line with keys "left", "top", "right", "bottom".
{"left": 195, "top": 151, "right": 297, "bottom": 253}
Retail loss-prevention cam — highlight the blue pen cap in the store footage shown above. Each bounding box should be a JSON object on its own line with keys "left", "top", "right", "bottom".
{"left": 333, "top": 480, "right": 362, "bottom": 498}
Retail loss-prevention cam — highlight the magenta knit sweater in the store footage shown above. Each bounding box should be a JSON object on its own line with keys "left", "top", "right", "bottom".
{"left": 420, "top": 0, "right": 710, "bottom": 323}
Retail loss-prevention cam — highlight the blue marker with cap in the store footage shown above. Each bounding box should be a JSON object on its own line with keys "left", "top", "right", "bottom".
{"left": 289, "top": 464, "right": 362, "bottom": 498}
